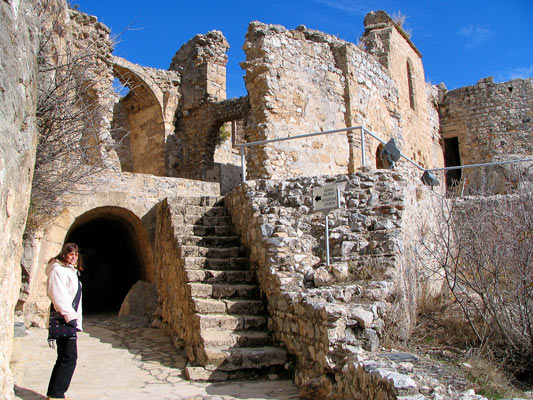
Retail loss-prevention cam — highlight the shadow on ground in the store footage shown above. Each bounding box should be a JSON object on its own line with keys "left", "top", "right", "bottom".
{"left": 14, "top": 386, "right": 46, "bottom": 400}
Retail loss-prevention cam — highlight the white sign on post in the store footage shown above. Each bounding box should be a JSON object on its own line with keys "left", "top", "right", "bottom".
{"left": 312, "top": 184, "right": 341, "bottom": 212}
{"left": 312, "top": 184, "right": 341, "bottom": 266}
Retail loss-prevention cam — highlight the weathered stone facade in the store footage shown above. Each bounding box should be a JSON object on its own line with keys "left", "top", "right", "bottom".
{"left": 362, "top": 11, "right": 443, "bottom": 171}
{"left": 240, "top": 14, "right": 443, "bottom": 181}
{"left": 440, "top": 76, "right": 533, "bottom": 193}
{"left": 112, "top": 57, "right": 181, "bottom": 175}
{"left": 0, "top": 1, "right": 39, "bottom": 398}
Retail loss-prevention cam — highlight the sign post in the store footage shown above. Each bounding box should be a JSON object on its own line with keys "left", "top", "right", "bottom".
{"left": 312, "top": 184, "right": 341, "bottom": 266}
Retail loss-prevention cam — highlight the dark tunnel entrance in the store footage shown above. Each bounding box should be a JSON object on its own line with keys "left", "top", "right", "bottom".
{"left": 66, "top": 210, "right": 146, "bottom": 314}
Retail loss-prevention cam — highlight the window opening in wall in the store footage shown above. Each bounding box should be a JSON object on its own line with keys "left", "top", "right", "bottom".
{"left": 443, "top": 137, "right": 462, "bottom": 188}
{"left": 231, "top": 119, "right": 246, "bottom": 148}
{"left": 113, "top": 77, "right": 130, "bottom": 98}
{"left": 407, "top": 59, "right": 416, "bottom": 110}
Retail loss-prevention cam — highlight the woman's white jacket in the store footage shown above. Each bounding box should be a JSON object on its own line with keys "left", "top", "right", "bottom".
{"left": 46, "top": 259, "right": 83, "bottom": 331}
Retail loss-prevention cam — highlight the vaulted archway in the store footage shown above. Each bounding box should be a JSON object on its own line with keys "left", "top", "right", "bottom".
{"left": 64, "top": 206, "right": 151, "bottom": 314}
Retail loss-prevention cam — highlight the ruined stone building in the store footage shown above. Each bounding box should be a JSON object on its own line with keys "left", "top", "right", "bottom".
{"left": 1, "top": 0, "right": 531, "bottom": 399}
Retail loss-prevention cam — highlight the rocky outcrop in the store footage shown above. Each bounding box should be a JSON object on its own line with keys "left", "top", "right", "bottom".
{"left": 0, "top": 1, "right": 39, "bottom": 398}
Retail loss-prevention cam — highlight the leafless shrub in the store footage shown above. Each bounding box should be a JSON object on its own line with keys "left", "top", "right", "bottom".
{"left": 30, "top": 0, "right": 120, "bottom": 225}
{"left": 391, "top": 11, "right": 407, "bottom": 27}
{"left": 419, "top": 186, "right": 533, "bottom": 378}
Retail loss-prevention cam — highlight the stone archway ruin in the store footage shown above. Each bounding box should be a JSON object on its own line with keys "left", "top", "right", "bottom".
{"left": 112, "top": 57, "right": 181, "bottom": 176}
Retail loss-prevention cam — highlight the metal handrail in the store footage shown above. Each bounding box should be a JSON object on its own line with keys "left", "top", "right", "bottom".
{"left": 234, "top": 125, "right": 532, "bottom": 183}
{"left": 360, "top": 126, "right": 425, "bottom": 171}
{"left": 236, "top": 126, "right": 361, "bottom": 181}
{"left": 235, "top": 125, "right": 424, "bottom": 181}
{"left": 426, "top": 158, "right": 533, "bottom": 172}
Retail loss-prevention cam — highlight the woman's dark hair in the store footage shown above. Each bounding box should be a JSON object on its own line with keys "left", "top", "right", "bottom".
{"left": 52, "top": 242, "right": 84, "bottom": 271}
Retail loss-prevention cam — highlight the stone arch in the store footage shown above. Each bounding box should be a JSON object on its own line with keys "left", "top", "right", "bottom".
{"left": 112, "top": 57, "right": 167, "bottom": 176}
{"left": 23, "top": 190, "right": 159, "bottom": 326}
{"left": 64, "top": 206, "right": 151, "bottom": 313}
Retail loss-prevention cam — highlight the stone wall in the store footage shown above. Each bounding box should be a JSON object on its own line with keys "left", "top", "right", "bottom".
{"left": 242, "top": 23, "right": 351, "bottom": 179}
{"left": 225, "top": 168, "right": 443, "bottom": 397}
{"left": 362, "top": 11, "right": 444, "bottom": 171}
{"left": 440, "top": 76, "right": 533, "bottom": 193}
{"left": 168, "top": 31, "right": 249, "bottom": 182}
{"left": 0, "top": 1, "right": 39, "bottom": 398}
{"left": 241, "top": 19, "right": 444, "bottom": 181}
{"left": 68, "top": 9, "right": 120, "bottom": 168}
{"left": 154, "top": 198, "right": 206, "bottom": 360}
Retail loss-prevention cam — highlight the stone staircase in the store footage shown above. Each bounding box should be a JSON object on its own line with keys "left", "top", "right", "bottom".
{"left": 174, "top": 196, "right": 290, "bottom": 381}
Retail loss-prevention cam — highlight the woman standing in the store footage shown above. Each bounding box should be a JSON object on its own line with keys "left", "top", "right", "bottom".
{"left": 45, "top": 243, "right": 83, "bottom": 400}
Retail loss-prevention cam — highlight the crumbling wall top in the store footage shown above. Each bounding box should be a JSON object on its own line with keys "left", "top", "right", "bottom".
{"left": 169, "top": 30, "right": 229, "bottom": 71}
{"left": 364, "top": 10, "right": 422, "bottom": 59}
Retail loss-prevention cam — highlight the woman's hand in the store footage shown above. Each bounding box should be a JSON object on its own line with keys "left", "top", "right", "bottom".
{"left": 66, "top": 319, "right": 77, "bottom": 328}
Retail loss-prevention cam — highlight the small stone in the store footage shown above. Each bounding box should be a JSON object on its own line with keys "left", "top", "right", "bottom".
{"left": 314, "top": 267, "right": 332, "bottom": 287}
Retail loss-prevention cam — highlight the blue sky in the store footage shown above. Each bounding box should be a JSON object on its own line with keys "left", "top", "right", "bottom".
{"left": 73, "top": 0, "right": 533, "bottom": 99}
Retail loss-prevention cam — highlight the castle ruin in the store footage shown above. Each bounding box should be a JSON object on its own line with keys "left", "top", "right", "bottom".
{"left": 1, "top": 1, "right": 531, "bottom": 399}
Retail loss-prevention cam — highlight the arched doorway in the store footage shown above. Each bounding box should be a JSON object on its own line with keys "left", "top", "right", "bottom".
{"left": 376, "top": 143, "right": 385, "bottom": 169}
{"left": 65, "top": 207, "right": 150, "bottom": 314}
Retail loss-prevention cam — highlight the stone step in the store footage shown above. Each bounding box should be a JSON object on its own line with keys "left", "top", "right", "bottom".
{"left": 180, "top": 235, "right": 241, "bottom": 248}
{"left": 175, "top": 205, "right": 227, "bottom": 217}
{"left": 185, "top": 361, "right": 289, "bottom": 382}
{"left": 188, "top": 283, "right": 259, "bottom": 299}
{"left": 181, "top": 225, "right": 233, "bottom": 236}
{"left": 201, "top": 329, "right": 271, "bottom": 348}
{"left": 196, "top": 314, "right": 266, "bottom": 330}
{"left": 192, "top": 298, "right": 265, "bottom": 315}
{"left": 184, "top": 215, "right": 232, "bottom": 227}
{"left": 181, "top": 245, "right": 246, "bottom": 258}
{"left": 170, "top": 196, "right": 224, "bottom": 207}
{"left": 184, "top": 257, "right": 249, "bottom": 271}
{"left": 201, "top": 346, "right": 288, "bottom": 371}
{"left": 184, "top": 269, "right": 256, "bottom": 284}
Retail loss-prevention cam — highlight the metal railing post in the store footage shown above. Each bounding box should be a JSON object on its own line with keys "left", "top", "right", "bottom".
{"left": 240, "top": 146, "right": 246, "bottom": 182}
{"left": 324, "top": 214, "right": 330, "bottom": 266}
{"left": 360, "top": 126, "right": 366, "bottom": 166}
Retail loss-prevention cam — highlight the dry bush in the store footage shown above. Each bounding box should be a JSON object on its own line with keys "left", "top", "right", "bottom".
{"left": 391, "top": 11, "right": 412, "bottom": 38}
{"left": 418, "top": 186, "right": 533, "bottom": 380}
{"left": 30, "top": 0, "right": 120, "bottom": 224}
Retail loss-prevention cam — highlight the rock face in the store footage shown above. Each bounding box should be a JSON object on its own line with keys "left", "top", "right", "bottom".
{"left": 118, "top": 280, "right": 158, "bottom": 318}
{"left": 440, "top": 76, "right": 533, "bottom": 193}
{"left": 0, "top": 1, "right": 39, "bottom": 399}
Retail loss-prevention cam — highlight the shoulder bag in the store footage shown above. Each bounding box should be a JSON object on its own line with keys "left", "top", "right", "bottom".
{"left": 48, "top": 280, "right": 82, "bottom": 341}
